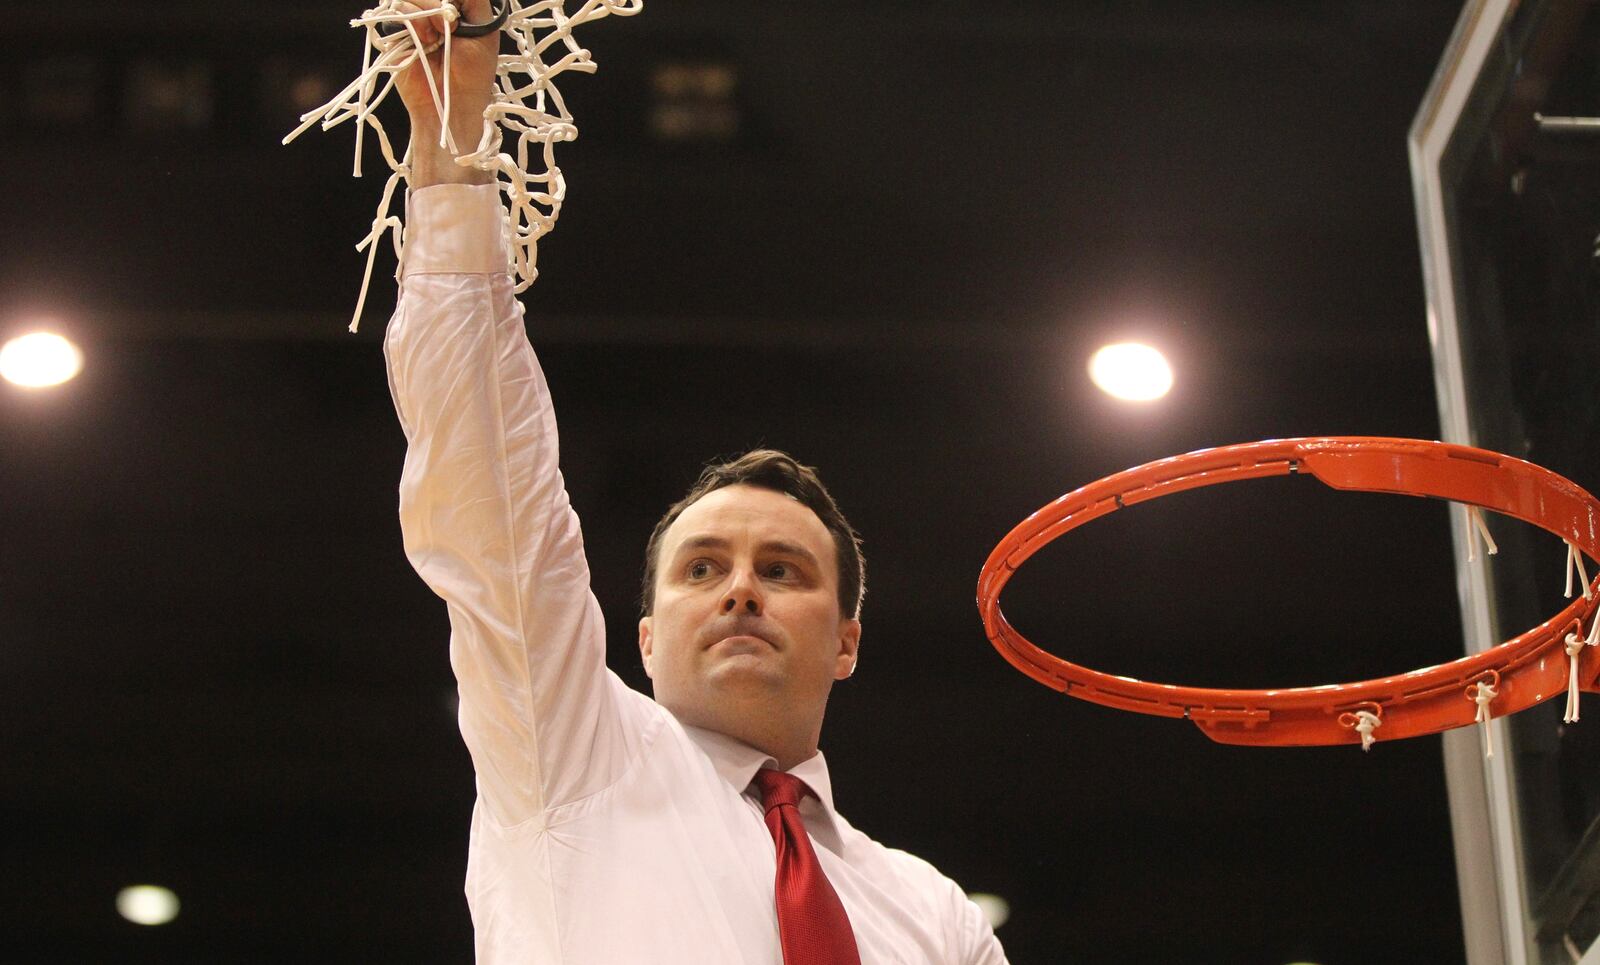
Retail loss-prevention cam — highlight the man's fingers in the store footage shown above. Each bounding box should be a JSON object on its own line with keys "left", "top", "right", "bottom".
{"left": 389, "top": 2, "right": 431, "bottom": 46}
{"left": 386, "top": 0, "right": 502, "bottom": 50}
{"left": 458, "top": 0, "right": 494, "bottom": 24}
{"left": 390, "top": 0, "right": 456, "bottom": 47}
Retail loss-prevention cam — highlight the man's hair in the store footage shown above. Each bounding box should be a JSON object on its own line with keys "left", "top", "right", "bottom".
{"left": 640, "top": 450, "right": 865, "bottom": 619}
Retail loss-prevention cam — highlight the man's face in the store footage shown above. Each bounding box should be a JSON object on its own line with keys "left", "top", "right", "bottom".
{"left": 638, "top": 484, "right": 860, "bottom": 736}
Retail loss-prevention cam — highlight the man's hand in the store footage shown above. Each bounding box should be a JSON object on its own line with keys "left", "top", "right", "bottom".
{"left": 393, "top": 0, "right": 500, "bottom": 187}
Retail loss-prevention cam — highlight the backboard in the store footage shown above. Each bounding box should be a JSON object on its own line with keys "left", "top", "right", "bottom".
{"left": 1411, "top": 0, "right": 1600, "bottom": 961}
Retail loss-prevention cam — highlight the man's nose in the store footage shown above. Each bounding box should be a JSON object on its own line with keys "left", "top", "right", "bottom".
{"left": 721, "top": 571, "right": 763, "bottom": 615}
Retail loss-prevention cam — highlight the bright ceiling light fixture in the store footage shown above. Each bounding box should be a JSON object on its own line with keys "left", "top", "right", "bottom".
{"left": 0, "top": 331, "right": 84, "bottom": 388}
{"left": 1088, "top": 342, "right": 1173, "bottom": 402}
{"left": 967, "top": 892, "right": 1010, "bottom": 929}
{"left": 116, "top": 884, "right": 180, "bottom": 926}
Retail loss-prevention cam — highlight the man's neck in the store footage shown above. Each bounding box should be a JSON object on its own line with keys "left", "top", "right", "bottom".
{"left": 663, "top": 700, "right": 820, "bottom": 771}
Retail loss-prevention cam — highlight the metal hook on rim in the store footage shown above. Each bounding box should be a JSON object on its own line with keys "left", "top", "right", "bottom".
{"left": 1464, "top": 669, "right": 1501, "bottom": 708}
{"left": 1466, "top": 670, "right": 1501, "bottom": 758}
{"left": 1564, "top": 618, "right": 1593, "bottom": 723}
{"left": 1337, "top": 702, "right": 1383, "bottom": 752}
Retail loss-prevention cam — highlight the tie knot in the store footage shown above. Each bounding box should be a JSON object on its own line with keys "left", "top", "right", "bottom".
{"left": 752, "top": 768, "right": 812, "bottom": 812}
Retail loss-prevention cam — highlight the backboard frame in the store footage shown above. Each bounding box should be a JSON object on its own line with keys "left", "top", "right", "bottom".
{"left": 1411, "top": 0, "right": 1600, "bottom": 962}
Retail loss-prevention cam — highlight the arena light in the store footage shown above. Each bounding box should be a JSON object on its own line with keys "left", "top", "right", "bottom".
{"left": 0, "top": 331, "right": 83, "bottom": 388}
{"left": 126, "top": 60, "right": 215, "bottom": 131}
{"left": 967, "top": 892, "right": 1010, "bottom": 929}
{"left": 649, "top": 61, "right": 739, "bottom": 142}
{"left": 1088, "top": 342, "right": 1172, "bottom": 402}
{"left": 116, "top": 884, "right": 180, "bottom": 926}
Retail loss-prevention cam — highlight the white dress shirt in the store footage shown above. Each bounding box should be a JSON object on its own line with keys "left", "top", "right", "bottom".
{"left": 382, "top": 182, "right": 1009, "bottom": 965}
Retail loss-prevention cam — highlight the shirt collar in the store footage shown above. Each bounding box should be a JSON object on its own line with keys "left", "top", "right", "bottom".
{"left": 681, "top": 724, "right": 843, "bottom": 843}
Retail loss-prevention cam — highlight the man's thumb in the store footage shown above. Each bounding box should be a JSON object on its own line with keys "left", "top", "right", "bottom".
{"left": 456, "top": 0, "right": 498, "bottom": 26}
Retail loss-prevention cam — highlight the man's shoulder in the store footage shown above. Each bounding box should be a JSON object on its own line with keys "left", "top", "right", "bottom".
{"left": 837, "top": 816, "right": 969, "bottom": 898}
{"left": 839, "top": 824, "right": 1002, "bottom": 957}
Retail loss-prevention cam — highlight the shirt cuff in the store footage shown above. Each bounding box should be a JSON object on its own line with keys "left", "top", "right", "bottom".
{"left": 401, "top": 183, "right": 508, "bottom": 276}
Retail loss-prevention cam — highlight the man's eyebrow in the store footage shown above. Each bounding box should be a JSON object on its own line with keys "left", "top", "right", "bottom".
{"left": 675, "top": 535, "right": 731, "bottom": 554}
{"left": 674, "top": 535, "right": 821, "bottom": 566}
{"left": 760, "top": 540, "right": 821, "bottom": 566}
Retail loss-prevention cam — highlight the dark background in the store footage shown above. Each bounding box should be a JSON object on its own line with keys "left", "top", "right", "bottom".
{"left": 1, "top": 1, "right": 1557, "bottom": 961}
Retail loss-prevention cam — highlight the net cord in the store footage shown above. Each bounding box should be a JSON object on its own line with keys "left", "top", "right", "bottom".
{"left": 283, "top": 0, "right": 645, "bottom": 331}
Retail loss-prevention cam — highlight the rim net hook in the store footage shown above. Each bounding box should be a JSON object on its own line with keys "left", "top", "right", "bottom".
{"left": 1567, "top": 541, "right": 1592, "bottom": 601}
{"left": 1565, "top": 629, "right": 1589, "bottom": 723}
{"left": 1338, "top": 704, "right": 1383, "bottom": 752}
{"left": 1467, "top": 505, "right": 1498, "bottom": 563}
{"left": 1468, "top": 671, "right": 1501, "bottom": 758}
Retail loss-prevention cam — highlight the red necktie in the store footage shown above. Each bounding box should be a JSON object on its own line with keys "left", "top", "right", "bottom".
{"left": 752, "top": 769, "right": 862, "bottom": 965}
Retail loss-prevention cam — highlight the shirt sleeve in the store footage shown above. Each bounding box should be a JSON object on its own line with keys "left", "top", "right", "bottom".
{"left": 936, "top": 862, "right": 1009, "bottom": 965}
{"left": 382, "top": 182, "right": 652, "bottom": 827}
{"left": 958, "top": 898, "right": 1009, "bottom": 965}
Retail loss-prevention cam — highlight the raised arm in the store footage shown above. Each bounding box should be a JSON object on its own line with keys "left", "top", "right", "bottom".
{"left": 392, "top": 0, "right": 496, "bottom": 191}
{"left": 382, "top": 0, "right": 651, "bottom": 827}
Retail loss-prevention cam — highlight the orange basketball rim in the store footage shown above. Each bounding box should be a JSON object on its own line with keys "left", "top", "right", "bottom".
{"left": 977, "top": 437, "right": 1600, "bottom": 747}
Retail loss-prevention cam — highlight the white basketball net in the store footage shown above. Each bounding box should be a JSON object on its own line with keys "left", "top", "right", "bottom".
{"left": 283, "top": 0, "right": 643, "bottom": 331}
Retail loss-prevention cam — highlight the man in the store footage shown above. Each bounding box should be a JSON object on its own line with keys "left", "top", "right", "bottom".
{"left": 384, "top": 3, "right": 1008, "bottom": 961}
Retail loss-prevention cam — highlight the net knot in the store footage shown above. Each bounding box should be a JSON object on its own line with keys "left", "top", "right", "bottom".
{"left": 1467, "top": 673, "right": 1500, "bottom": 759}
{"left": 1566, "top": 626, "right": 1596, "bottom": 724}
{"left": 1466, "top": 506, "right": 1498, "bottom": 563}
{"left": 1338, "top": 707, "right": 1382, "bottom": 752}
{"left": 1567, "top": 541, "right": 1592, "bottom": 601}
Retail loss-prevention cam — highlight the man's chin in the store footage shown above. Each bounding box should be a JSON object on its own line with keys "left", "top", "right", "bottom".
{"left": 659, "top": 674, "right": 781, "bottom": 731}
{"left": 703, "top": 653, "right": 785, "bottom": 688}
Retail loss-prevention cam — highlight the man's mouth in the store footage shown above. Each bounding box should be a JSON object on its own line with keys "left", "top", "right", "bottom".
{"left": 709, "top": 633, "right": 773, "bottom": 654}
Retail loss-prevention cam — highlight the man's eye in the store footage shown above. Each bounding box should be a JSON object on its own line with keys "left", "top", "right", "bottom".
{"left": 687, "top": 560, "right": 712, "bottom": 579}
{"left": 766, "top": 562, "right": 791, "bottom": 579}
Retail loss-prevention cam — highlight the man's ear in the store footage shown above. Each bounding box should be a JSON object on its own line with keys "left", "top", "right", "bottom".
{"left": 638, "top": 616, "right": 654, "bottom": 678}
{"left": 833, "top": 618, "right": 861, "bottom": 680}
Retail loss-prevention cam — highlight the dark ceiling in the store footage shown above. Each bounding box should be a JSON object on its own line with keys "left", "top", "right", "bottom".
{"left": 0, "top": 1, "right": 1557, "bottom": 961}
